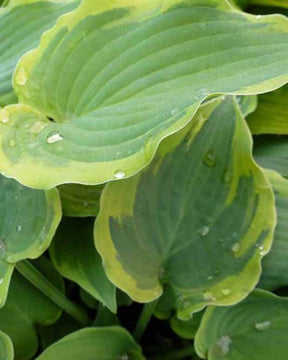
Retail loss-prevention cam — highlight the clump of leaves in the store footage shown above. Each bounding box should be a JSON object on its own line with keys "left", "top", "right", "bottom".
{"left": 1, "top": 0, "right": 288, "bottom": 359}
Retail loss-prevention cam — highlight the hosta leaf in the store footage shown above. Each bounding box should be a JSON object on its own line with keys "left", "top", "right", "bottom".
{"left": 50, "top": 217, "right": 116, "bottom": 313}
{"left": 170, "top": 311, "right": 203, "bottom": 340}
{"left": 58, "top": 184, "right": 103, "bottom": 217}
{"left": 0, "top": 175, "right": 61, "bottom": 306}
{"left": 2, "top": 1, "right": 288, "bottom": 188}
{"left": 0, "top": 257, "right": 64, "bottom": 360}
{"left": 248, "top": 85, "right": 288, "bottom": 134}
{"left": 95, "top": 96, "right": 275, "bottom": 318}
{"left": 0, "top": 0, "right": 80, "bottom": 106}
{"left": 253, "top": 135, "right": 288, "bottom": 176}
{"left": 0, "top": 331, "right": 13, "bottom": 360}
{"left": 195, "top": 289, "right": 288, "bottom": 360}
{"left": 259, "top": 170, "right": 288, "bottom": 290}
{"left": 35, "top": 327, "right": 144, "bottom": 360}
{"left": 237, "top": 95, "right": 258, "bottom": 117}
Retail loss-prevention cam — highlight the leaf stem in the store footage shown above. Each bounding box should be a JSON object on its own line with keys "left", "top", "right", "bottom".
{"left": 133, "top": 299, "right": 158, "bottom": 341}
{"left": 16, "top": 260, "right": 90, "bottom": 326}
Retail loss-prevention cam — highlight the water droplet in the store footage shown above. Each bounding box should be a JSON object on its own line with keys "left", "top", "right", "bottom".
{"left": 159, "top": 267, "right": 165, "bottom": 280}
{"left": 8, "top": 139, "right": 16, "bottom": 148}
{"left": 255, "top": 320, "right": 270, "bottom": 330}
{"left": 221, "top": 288, "right": 231, "bottom": 296}
{"left": 231, "top": 243, "right": 240, "bottom": 253}
{"left": 46, "top": 133, "right": 63, "bottom": 144}
{"left": 203, "top": 150, "right": 216, "bottom": 167}
{"left": 256, "top": 15, "right": 262, "bottom": 19}
{"left": 116, "top": 151, "right": 121, "bottom": 157}
{"left": 217, "top": 336, "right": 232, "bottom": 355}
{"left": 16, "top": 225, "right": 22, "bottom": 232}
{"left": 260, "top": 250, "right": 268, "bottom": 256}
{"left": 0, "top": 241, "right": 6, "bottom": 259}
{"left": 14, "top": 195, "right": 18, "bottom": 200}
{"left": 83, "top": 201, "right": 88, "bottom": 207}
{"left": 0, "top": 278, "right": 3, "bottom": 285}
{"left": 207, "top": 276, "right": 213, "bottom": 281}
{"left": 17, "top": 67, "right": 28, "bottom": 86}
{"left": 198, "top": 226, "right": 210, "bottom": 236}
{"left": 119, "top": 355, "right": 129, "bottom": 360}
{"left": 171, "top": 108, "right": 179, "bottom": 116}
{"left": 203, "top": 291, "right": 216, "bottom": 301}
{"left": 223, "top": 169, "right": 233, "bottom": 183}
{"left": 114, "top": 170, "right": 125, "bottom": 179}
{"left": 0, "top": 109, "right": 9, "bottom": 124}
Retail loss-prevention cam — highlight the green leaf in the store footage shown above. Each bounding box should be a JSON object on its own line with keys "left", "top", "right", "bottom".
{"left": 0, "top": 331, "right": 13, "bottom": 360}
{"left": 253, "top": 135, "right": 288, "bottom": 176}
{"left": 237, "top": 95, "right": 258, "bottom": 117}
{"left": 0, "top": 175, "right": 61, "bottom": 306}
{"left": 95, "top": 96, "right": 275, "bottom": 318}
{"left": 2, "top": 0, "right": 288, "bottom": 188}
{"left": 258, "top": 170, "right": 288, "bottom": 290}
{"left": 0, "top": 257, "right": 64, "bottom": 360}
{"left": 195, "top": 289, "right": 288, "bottom": 360}
{"left": 0, "top": 0, "right": 80, "bottom": 106}
{"left": 248, "top": 85, "right": 288, "bottom": 134}
{"left": 50, "top": 217, "right": 116, "bottom": 313}
{"left": 170, "top": 311, "right": 203, "bottom": 340}
{"left": 58, "top": 184, "right": 103, "bottom": 217}
{"left": 35, "top": 326, "right": 145, "bottom": 360}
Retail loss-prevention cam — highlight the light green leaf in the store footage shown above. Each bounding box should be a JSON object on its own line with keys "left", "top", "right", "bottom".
{"left": 253, "top": 135, "right": 288, "bottom": 176}
{"left": 0, "top": 331, "right": 13, "bottom": 360}
{"left": 0, "top": 0, "right": 80, "bottom": 106}
{"left": 0, "top": 175, "right": 61, "bottom": 307}
{"left": 259, "top": 170, "right": 288, "bottom": 290}
{"left": 195, "top": 289, "right": 288, "bottom": 360}
{"left": 50, "top": 217, "right": 116, "bottom": 313}
{"left": 2, "top": 0, "right": 288, "bottom": 188}
{"left": 35, "top": 327, "right": 145, "bottom": 360}
{"left": 0, "top": 257, "right": 64, "bottom": 360}
{"left": 58, "top": 184, "right": 103, "bottom": 217}
{"left": 95, "top": 96, "right": 275, "bottom": 318}
{"left": 248, "top": 85, "right": 288, "bottom": 134}
{"left": 237, "top": 95, "right": 258, "bottom": 117}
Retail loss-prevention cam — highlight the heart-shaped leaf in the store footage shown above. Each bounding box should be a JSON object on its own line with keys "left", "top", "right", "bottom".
{"left": 35, "top": 327, "right": 144, "bottom": 360}
{"left": 259, "top": 170, "right": 288, "bottom": 290}
{"left": 0, "top": 0, "right": 80, "bottom": 106}
{"left": 0, "top": 257, "right": 64, "bottom": 360}
{"left": 195, "top": 289, "right": 288, "bottom": 360}
{"left": 58, "top": 184, "right": 103, "bottom": 217}
{"left": 0, "top": 175, "right": 61, "bottom": 306}
{"left": 2, "top": 0, "right": 288, "bottom": 188}
{"left": 248, "top": 85, "right": 288, "bottom": 134}
{"left": 0, "top": 331, "right": 13, "bottom": 360}
{"left": 95, "top": 96, "right": 275, "bottom": 318}
{"left": 49, "top": 217, "right": 116, "bottom": 313}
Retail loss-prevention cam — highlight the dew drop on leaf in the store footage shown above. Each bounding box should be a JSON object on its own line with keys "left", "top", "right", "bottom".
{"left": 0, "top": 278, "right": 3, "bottom": 285}
{"left": 46, "top": 133, "right": 63, "bottom": 144}
{"left": 8, "top": 139, "right": 16, "bottom": 148}
{"left": 119, "top": 354, "right": 129, "bottom": 360}
{"left": 256, "top": 15, "right": 262, "bottom": 19}
{"left": 0, "top": 109, "right": 9, "bottom": 124}
{"left": 216, "top": 336, "right": 232, "bottom": 355}
{"left": 255, "top": 321, "right": 271, "bottom": 331}
{"left": 198, "top": 225, "right": 210, "bottom": 236}
{"left": 223, "top": 169, "right": 233, "bottom": 183}
{"left": 221, "top": 288, "right": 231, "bottom": 296}
{"left": 0, "top": 241, "right": 6, "bottom": 259}
{"left": 171, "top": 108, "right": 179, "bottom": 116}
{"left": 17, "top": 67, "right": 28, "bottom": 86}
{"left": 203, "top": 291, "right": 216, "bottom": 301}
{"left": 203, "top": 151, "right": 216, "bottom": 167}
{"left": 231, "top": 243, "right": 240, "bottom": 253}
{"left": 114, "top": 170, "right": 125, "bottom": 179}
{"left": 16, "top": 225, "right": 22, "bottom": 232}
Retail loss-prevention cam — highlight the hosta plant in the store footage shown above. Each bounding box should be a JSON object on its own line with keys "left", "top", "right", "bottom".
{"left": 1, "top": 0, "right": 288, "bottom": 359}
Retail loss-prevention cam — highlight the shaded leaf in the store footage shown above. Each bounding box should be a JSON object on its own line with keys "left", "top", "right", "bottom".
{"left": 58, "top": 184, "right": 103, "bottom": 217}
{"left": 259, "top": 170, "right": 288, "bottom": 290}
{"left": 170, "top": 311, "right": 203, "bottom": 340}
{"left": 0, "top": 0, "right": 80, "bottom": 106}
{"left": 2, "top": 0, "right": 288, "bottom": 187}
{"left": 35, "top": 327, "right": 144, "bottom": 360}
{"left": 95, "top": 96, "right": 275, "bottom": 318}
{"left": 0, "top": 175, "right": 61, "bottom": 306}
{"left": 195, "top": 289, "right": 288, "bottom": 360}
{"left": 50, "top": 217, "right": 116, "bottom": 313}
{"left": 0, "top": 257, "right": 64, "bottom": 360}
{"left": 248, "top": 84, "right": 288, "bottom": 134}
